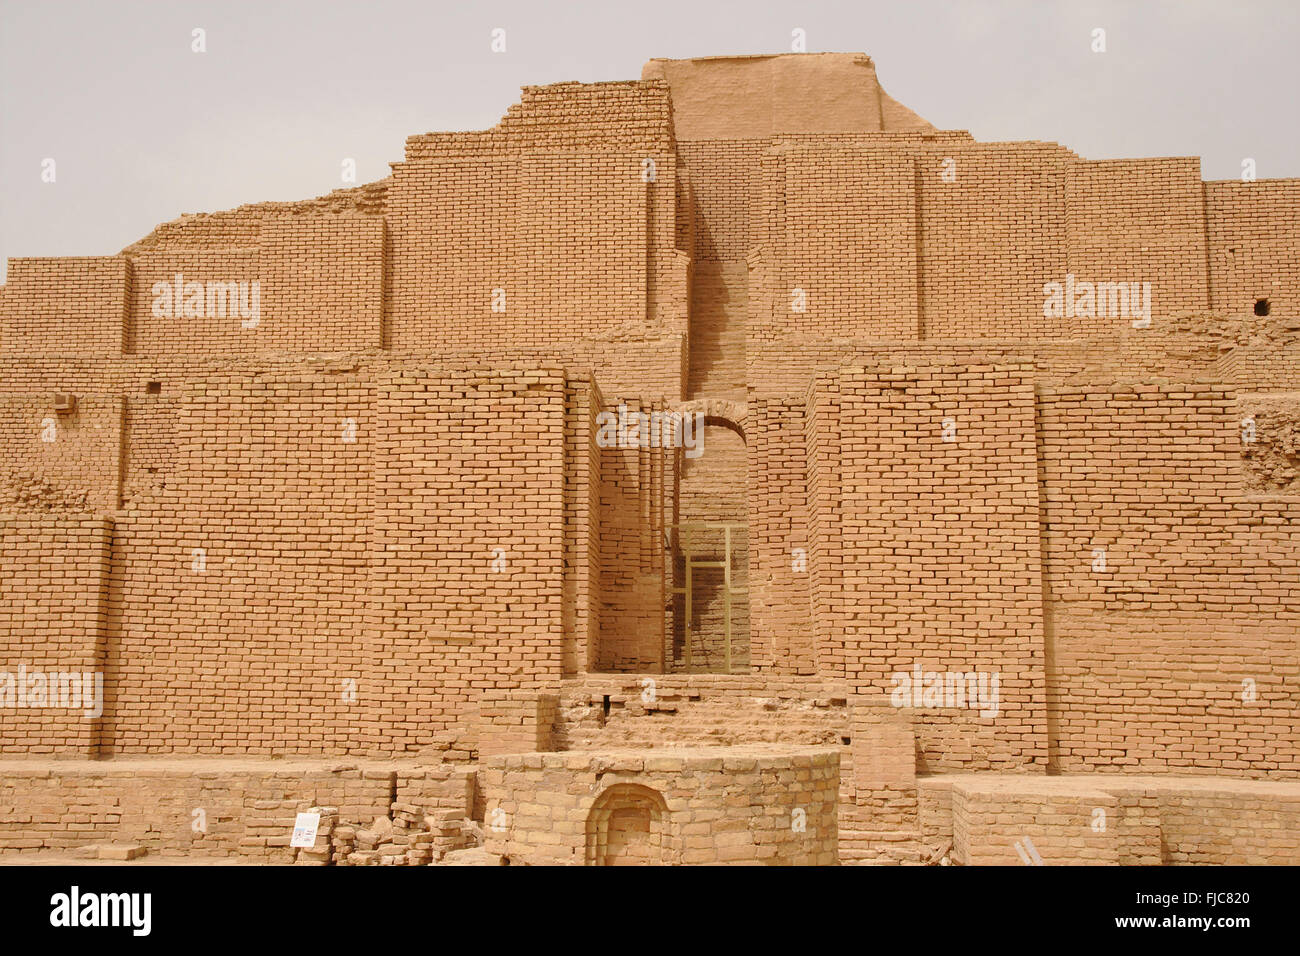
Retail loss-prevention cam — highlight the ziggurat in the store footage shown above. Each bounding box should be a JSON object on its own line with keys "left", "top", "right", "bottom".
{"left": 1, "top": 53, "right": 1298, "bottom": 866}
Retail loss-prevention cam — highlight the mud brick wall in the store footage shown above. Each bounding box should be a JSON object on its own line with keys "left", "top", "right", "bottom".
{"left": 552, "top": 674, "right": 849, "bottom": 751}
{"left": 127, "top": 217, "right": 383, "bottom": 354}
{"left": 759, "top": 147, "right": 919, "bottom": 340}
{"left": 677, "top": 141, "right": 766, "bottom": 260}
{"left": 482, "top": 747, "right": 838, "bottom": 865}
{"left": 120, "top": 393, "right": 177, "bottom": 506}
{"left": 1206, "top": 179, "right": 1300, "bottom": 317}
{"left": 952, "top": 781, "right": 1119, "bottom": 865}
{"left": 850, "top": 707, "right": 918, "bottom": 829}
{"left": 0, "top": 516, "right": 112, "bottom": 756}
{"left": 678, "top": 424, "right": 747, "bottom": 520}
{"left": 564, "top": 377, "right": 602, "bottom": 674}
{"left": 1065, "top": 158, "right": 1210, "bottom": 323}
{"left": 260, "top": 216, "right": 384, "bottom": 350}
{"left": 0, "top": 394, "right": 124, "bottom": 512}
{"left": 127, "top": 249, "right": 261, "bottom": 354}
{"left": 492, "top": 80, "right": 673, "bottom": 153}
{"left": 369, "top": 368, "right": 569, "bottom": 747}
{"left": 922, "top": 775, "right": 1300, "bottom": 864}
{"left": 46, "top": 366, "right": 587, "bottom": 757}
{"left": 1219, "top": 340, "right": 1300, "bottom": 390}
{"left": 1, "top": 257, "right": 129, "bottom": 357}
{"left": 917, "top": 144, "right": 1069, "bottom": 339}
{"left": 1149, "top": 783, "right": 1300, "bottom": 864}
{"left": 103, "top": 372, "right": 375, "bottom": 755}
{"left": 0, "top": 761, "right": 405, "bottom": 858}
{"left": 1038, "top": 384, "right": 1300, "bottom": 777}
{"left": 804, "top": 370, "right": 843, "bottom": 680}
{"left": 748, "top": 399, "right": 813, "bottom": 673}
{"left": 686, "top": 261, "right": 746, "bottom": 399}
{"left": 807, "top": 364, "right": 1046, "bottom": 770}
{"left": 386, "top": 153, "right": 649, "bottom": 352}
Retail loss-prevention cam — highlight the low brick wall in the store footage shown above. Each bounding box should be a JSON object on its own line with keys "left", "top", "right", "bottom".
{"left": 0, "top": 758, "right": 473, "bottom": 860}
{"left": 920, "top": 773, "right": 1300, "bottom": 865}
{"left": 482, "top": 746, "right": 839, "bottom": 865}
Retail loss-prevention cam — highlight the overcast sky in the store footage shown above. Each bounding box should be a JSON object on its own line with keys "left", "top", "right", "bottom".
{"left": 1, "top": 0, "right": 1297, "bottom": 282}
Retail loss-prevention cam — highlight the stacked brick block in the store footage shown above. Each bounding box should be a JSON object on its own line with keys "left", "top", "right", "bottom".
{"left": 476, "top": 690, "right": 558, "bottom": 758}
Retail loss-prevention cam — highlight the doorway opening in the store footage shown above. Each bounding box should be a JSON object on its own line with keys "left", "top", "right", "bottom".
{"left": 667, "top": 521, "right": 749, "bottom": 672}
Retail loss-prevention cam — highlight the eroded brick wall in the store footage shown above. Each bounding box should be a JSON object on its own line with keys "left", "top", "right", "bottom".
{"left": 0, "top": 759, "right": 472, "bottom": 858}
{"left": 1038, "top": 384, "right": 1300, "bottom": 777}
{"left": 0, "top": 394, "right": 123, "bottom": 512}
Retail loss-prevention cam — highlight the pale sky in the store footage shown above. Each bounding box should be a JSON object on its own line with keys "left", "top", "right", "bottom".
{"left": 2, "top": 0, "right": 1297, "bottom": 282}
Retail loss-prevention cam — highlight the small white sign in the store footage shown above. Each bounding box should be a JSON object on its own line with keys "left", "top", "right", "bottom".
{"left": 291, "top": 812, "right": 321, "bottom": 848}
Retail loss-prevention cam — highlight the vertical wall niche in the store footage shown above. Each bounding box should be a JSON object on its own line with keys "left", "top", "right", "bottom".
{"left": 585, "top": 783, "right": 671, "bottom": 866}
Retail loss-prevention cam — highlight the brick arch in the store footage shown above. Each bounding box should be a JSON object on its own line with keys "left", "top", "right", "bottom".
{"left": 674, "top": 399, "right": 747, "bottom": 443}
{"left": 584, "top": 783, "right": 672, "bottom": 866}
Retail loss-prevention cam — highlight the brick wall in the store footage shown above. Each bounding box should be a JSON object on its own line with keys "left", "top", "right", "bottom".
{"left": 0, "top": 366, "right": 599, "bottom": 757}
{"left": 0, "top": 759, "right": 471, "bottom": 858}
{"left": 2, "top": 257, "right": 129, "bottom": 357}
{"left": 261, "top": 216, "right": 384, "bottom": 350}
{"left": 1065, "top": 158, "right": 1209, "bottom": 324}
{"left": 0, "top": 394, "right": 124, "bottom": 512}
{"left": 596, "top": 398, "right": 669, "bottom": 672}
{"left": 922, "top": 774, "right": 1300, "bottom": 865}
{"left": 759, "top": 146, "right": 919, "bottom": 340}
{"left": 367, "top": 368, "right": 569, "bottom": 747}
{"left": 807, "top": 364, "right": 1047, "bottom": 770}
{"left": 0, "top": 516, "right": 112, "bottom": 756}
{"left": 1038, "top": 384, "right": 1300, "bottom": 777}
{"left": 749, "top": 399, "right": 813, "bottom": 673}
{"left": 1207, "top": 179, "right": 1300, "bottom": 317}
{"left": 918, "top": 144, "right": 1069, "bottom": 339}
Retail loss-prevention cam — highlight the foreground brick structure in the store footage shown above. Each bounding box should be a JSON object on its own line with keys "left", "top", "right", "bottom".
{"left": 1, "top": 53, "right": 1298, "bottom": 865}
